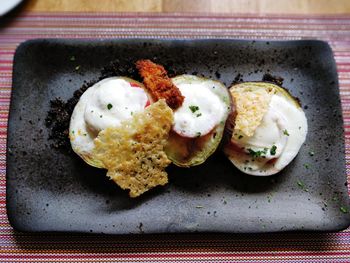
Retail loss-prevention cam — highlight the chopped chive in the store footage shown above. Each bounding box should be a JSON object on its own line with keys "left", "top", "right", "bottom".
{"left": 196, "top": 205, "right": 203, "bottom": 208}
{"left": 107, "top": 103, "right": 113, "bottom": 110}
{"left": 304, "top": 163, "right": 310, "bottom": 169}
{"left": 270, "top": 145, "right": 277, "bottom": 155}
{"left": 189, "top": 105, "right": 199, "bottom": 113}
{"left": 309, "top": 151, "right": 315, "bottom": 156}
{"left": 248, "top": 148, "right": 267, "bottom": 158}
{"left": 196, "top": 113, "right": 202, "bottom": 117}
{"left": 283, "top": 129, "right": 289, "bottom": 136}
{"left": 75, "top": 65, "right": 80, "bottom": 71}
{"left": 340, "top": 206, "right": 349, "bottom": 213}
{"left": 70, "top": 55, "right": 76, "bottom": 61}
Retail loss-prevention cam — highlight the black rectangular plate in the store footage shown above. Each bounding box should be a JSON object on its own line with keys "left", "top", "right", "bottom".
{"left": 6, "top": 39, "right": 350, "bottom": 234}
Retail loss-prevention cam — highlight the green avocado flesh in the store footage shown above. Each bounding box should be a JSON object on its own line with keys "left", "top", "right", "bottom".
{"left": 165, "top": 75, "right": 232, "bottom": 167}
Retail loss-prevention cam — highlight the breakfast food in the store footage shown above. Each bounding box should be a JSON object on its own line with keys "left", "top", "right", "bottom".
{"left": 224, "top": 82, "right": 308, "bottom": 176}
{"left": 65, "top": 58, "right": 308, "bottom": 197}
{"left": 69, "top": 77, "right": 151, "bottom": 168}
{"left": 93, "top": 100, "right": 173, "bottom": 197}
{"left": 136, "top": 60, "right": 232, "bottom": 167}
{"left": 165, "top": 75, "right": 232, "bottom": 167}
{"left": 136, "top": 59, "right": 184, "bottom": 109}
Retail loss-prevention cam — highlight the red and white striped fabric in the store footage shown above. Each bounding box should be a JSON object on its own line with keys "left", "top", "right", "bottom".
{"left": 0, "top": 12, "right": 350, "bottom": 262}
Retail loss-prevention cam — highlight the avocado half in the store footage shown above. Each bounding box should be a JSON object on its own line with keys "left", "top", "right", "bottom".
{"left": 165, "top": 75, "right": 233, "bottom": 167}
{"left": 69, "top": 77, "right": 148, "bottom": 169}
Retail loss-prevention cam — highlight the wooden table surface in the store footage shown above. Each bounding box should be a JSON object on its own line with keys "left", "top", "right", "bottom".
{"left": 22, "top": 0, "right": 350, "bottom": 14}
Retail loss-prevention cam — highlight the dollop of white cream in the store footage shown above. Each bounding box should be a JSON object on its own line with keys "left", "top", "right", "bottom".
{"left": 229, "top": 93, "right": 307, "bottom": 176}
{"left": 69, "top": 77, "right": 149, "bottom": 158}
{"left": 172, "top": 82, "right": 226, "bottom": 138}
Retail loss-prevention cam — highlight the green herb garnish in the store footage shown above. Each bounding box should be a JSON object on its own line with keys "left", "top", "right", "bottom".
{"left": 340, "top": 206, "right": 349, "bottom": 213}
{"left": 283, "top": 129, "right": 289, "bottom": 136}
{"left": 309, "top": 151, "right": 315, "bottom": 156}
{"left": 196, "top": 205, "right": 203, "bottom": 209}
{"left": 304, "top": 163, "right": 310, "bottom": 169}
{"left": 70, "top": 55, "right": 76, "bottom": 61}
{"left": 270, "top": 145, "right": 277, "bottom": 155}
{"left": 189, "top": 105, "right": 199, "bottom": 113}
{"left": 248, "top": 148, "right": 267, "bottom": 158}
{"left": 238, "top": 135, "right": 243, "bottom": 139}
{"left": 107, "top": 103, "right": 113, "bottom": 110}
{"left": 196, "top": 113, "right": 202, "bottom": 117}
{"left": 297, "top": 180, "right": 308, "bottom": 192}
{"left": 75, "top": 65, "right": 80, "bottom": 71}
{"left": 196, "top": 132, "right": 201, "bottom": 137}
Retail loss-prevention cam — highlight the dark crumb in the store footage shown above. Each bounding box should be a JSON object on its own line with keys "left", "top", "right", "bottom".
{"left": 101, "top": 59, "right": 141, "bottom": 81}
{"left": 230, "top": 73, "right": 244, "bottom": 85}
{"left": 138, "top": 222, "right": 144, "bottom": 234}
{"left": 262, "top": 73, "right": 284, "bottom": 86}
{"left": 215, "top": 71, "right": 221, "bottom": 79}
{"left": 45, "top": 80, "right": 97, "bottom": 151}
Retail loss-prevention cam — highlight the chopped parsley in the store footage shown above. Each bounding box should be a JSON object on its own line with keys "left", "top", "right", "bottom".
{"left": 70, "top": 55, "right": 76, "bottom": 61}
{"left": 297, "top": 180, "right": 308, "bottom": 192}
{"left": 248, "top": 148, "right": 267, "bottom": 158}
{"left": 283, "top": 129, "right": 289, "bottom": 136}
{"left": 238, "top": 135, "right": 243, "bottom": 139}
{"left": 270, "top": 145, "right": 277, "bottom": 155}
{"left": 340, "top": 206, "right": 349, "bottom": 213}
{"left": 189, "top": 105, "right": 199, "bottom": 113}
{"left": 71, "top": 130, "right": 75, "bottom": 134}
{"left": 107, "top": 103, "right": 113, "bottom": 110}
{"left": 100, "top": 115, "right": 103, "bottom": 118}
{"left": 196, "top": 113, "right": 202, "bottom": 117}
{"left": 304, "top": 163, "right": 310, "bottom": 169}
{"left": 196, "top": 132, "right": 201, "bottom": 137}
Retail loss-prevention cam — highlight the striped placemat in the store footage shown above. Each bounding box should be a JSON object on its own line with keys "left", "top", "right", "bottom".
{"left": 1, "top": 11, "right": 350, "bottom": 262}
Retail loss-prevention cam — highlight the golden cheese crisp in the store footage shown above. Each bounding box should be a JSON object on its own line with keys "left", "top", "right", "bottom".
{"left": 93, "top": 100, "right": 174, "bottom": 198}
{"left": 231, "top": 83, "right": 275, "bottom": 137}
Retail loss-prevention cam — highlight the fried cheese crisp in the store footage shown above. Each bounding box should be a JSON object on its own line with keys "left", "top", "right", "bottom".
{"left": 231, "top": 84, "right": 276, "bottom": 137}
{"left": 136, "top": 59, "right": 184, "bottom": 109}
{"left": 93, "top": 100, "right": 174, "bottom": 198}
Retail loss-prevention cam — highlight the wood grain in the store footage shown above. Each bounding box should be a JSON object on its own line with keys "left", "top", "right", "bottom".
{"left": 23, "top": 0, "right": 350, "bottom": 14}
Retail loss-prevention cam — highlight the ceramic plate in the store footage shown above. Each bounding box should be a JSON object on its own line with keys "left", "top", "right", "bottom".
{"left": 6, "top": 39, "right": 350, "bottom": 234}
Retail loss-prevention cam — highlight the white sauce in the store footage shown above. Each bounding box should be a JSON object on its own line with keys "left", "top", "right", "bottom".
{"left": 172, "top": 82, "right": 226, "bottom": 138}
{"left": 229, "top": 93, "right": 307, "bottom": 176}
{"left": 69, "top": 77, "right": 149, "bottom": 157}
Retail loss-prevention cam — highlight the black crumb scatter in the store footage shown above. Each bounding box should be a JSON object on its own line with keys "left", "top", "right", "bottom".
{"left": 101, "top": 59, "right": 141, "bottom": 81}
{"left": 262, "top": 73, "right": 284, "bottom": 86}
{"left": 215, "top": 71, "right": 221, "bottom": 79}
{"left": 231, "top": 73, "right": 244, "bottom": 85}
{"left": 138, "top": 222, "right": 144, "bottom": 234}
{"left": 45, "top": 80, "right": 96, "bottom": 151}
